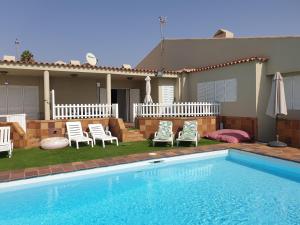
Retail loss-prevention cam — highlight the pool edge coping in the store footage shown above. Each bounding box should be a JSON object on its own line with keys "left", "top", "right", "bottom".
{"left": 0, "top": 143, "right": 299, "bottom": 183}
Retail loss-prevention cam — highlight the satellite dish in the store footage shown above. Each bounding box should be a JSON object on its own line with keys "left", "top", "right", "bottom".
{"left": 86, "top": 53, "right": 98, "bottom": 66}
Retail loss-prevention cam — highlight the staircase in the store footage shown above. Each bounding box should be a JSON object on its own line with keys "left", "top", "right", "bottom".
{"left": 124, "top": 123, "right": 146, "bottom": 142}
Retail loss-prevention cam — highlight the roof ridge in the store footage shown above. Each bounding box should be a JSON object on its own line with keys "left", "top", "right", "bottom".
{"left": 176, "top": 56, "right": 269, "bottom": 73}
{"left": 0, "top": 60, "right": 179, "bottom": 75}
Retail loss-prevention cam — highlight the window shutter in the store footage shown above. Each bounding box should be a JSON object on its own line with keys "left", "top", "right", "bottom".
{"left": 7, "top": 86, "right": 23, "bottom": 114}
{"left": 206, "top": 81, "right": 215, "bottom": 101}
{"left": 293, "top": 76, "right": 300, "bottom": 110}
{"left": 225, "top": 79, "right": 237, "bottom": 102}
{"left": 0, "top": 86, "right": 7, "bottom": 114}
{"left": 162, "top": 85, "right": 174, "bottom": 104}
{"left": 215, "top": 80, "right": 225, "bottom": 102}
{"left": 23, "top": 86, "right": 39, "bottom": 119}
{"left": 197, "top": 82, "right": 207, "bottom": 101}
{"left": 100, "top": 88, "right": 107, "bottom": 104}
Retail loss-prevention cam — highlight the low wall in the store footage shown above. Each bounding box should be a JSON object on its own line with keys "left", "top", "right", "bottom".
{"left": 0, "top": 122, "right": 26, "bottom": 148}
{"left": 27, "top": 118, "right": 110, "bottom": 140}
{"left": 277, "top": 119, "right": 300, "bottom": 147}
{"left": 136, "top": 116, "right": 219, "bottom": 139}
{"left": 221, "top": 116, "right": 257, "bottom": 139}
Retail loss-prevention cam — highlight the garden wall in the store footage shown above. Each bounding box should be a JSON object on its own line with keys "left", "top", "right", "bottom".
{"left": 277, "top": 119, "right": 300, "bottom": 147}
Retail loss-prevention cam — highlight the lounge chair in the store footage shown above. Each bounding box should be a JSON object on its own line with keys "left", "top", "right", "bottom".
{"left": 153, "top": 121, "right": 174, "bottom": 146}
{"left": 88, "top": 124, "right": 118, "bottom": 148}
{"left": 0, "top": 126, "right": 13, "bottom": 158}
{"left": 176, "top": 121, "right": 199, "bottom": 146}
{"left": 66, "top": 122, "right": 94, "bottom": 149}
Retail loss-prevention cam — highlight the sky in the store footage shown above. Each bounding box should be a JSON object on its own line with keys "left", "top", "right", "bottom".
{"left": 0, "top": 0, "right": 300, "bottom": 67}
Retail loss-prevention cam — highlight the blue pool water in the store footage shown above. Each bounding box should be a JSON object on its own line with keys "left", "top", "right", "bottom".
{"left": 0, "top": 150, "right": 300, "bottom": 225}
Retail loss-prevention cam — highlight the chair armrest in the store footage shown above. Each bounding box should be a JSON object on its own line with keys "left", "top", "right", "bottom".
{"left": 178, "top": 131, "right": 182, "bottom": 138}
{"left": 106, "top": 131, "right": 112, "bottom": 136}
{"left": 83, "top": 132, "right": 89, "bottom": 138}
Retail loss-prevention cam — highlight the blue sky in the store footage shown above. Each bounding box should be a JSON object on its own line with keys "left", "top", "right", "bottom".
{"left": 0, "top": 0, "right": 299, "bottom": 67}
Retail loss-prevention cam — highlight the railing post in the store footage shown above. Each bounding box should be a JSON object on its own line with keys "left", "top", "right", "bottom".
{"left": 51, "top": 89, "right": 56, "bottom": 120}
{"left": 133, "top": 103, "right": 137, "bottom": 122}
{"left": 112, "top": 104, "right": 119, "bottom": 118}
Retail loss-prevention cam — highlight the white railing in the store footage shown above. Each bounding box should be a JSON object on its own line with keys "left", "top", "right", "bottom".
{"left": 51, "top": 90, "right": 118, "bottom": 120}
{"left": 133, "top": 102, "right": 220, "bottom": 119}
{"left": 52, "top": 103, "right": 119, "bottom": 120}
{"left": 0, "top": 114, "right": 27, "bottom": 132}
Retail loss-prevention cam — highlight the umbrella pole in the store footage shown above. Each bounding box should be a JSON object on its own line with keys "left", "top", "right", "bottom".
{"left": 268, "top": 115, "right": 287, "bottom": 147}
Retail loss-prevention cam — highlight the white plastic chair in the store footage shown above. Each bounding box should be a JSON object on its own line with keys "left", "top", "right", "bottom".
{"left": 88, "top": 124, "right": 118, "bottom": 148}
{"left": 176, "top": 121, "right": 199, "bottom": 147}
{"left": 66, "top": 122, "right": 94, "bottom": 149}
{"left": 153, "top": 121, "right": 174, "bottom": 146}
{"left": 0, "top": 126, "right": 13, "bottom": 158}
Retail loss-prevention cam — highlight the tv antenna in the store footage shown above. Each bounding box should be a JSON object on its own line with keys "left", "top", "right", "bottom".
{"left": 15, "top": 38, "right": 20, "bottom": 60}
{"left": 158, "top": 16, "right": 167, "bottom": 73}
{"left": 158, "top": 16, "right": 167, "bottom": 40}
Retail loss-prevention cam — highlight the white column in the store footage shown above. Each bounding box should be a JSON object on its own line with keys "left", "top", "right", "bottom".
{"left": 106, "top": 74, "right": 111, "bottom": 104}
{"left": 43, "top": 70, "right": 50, "bottom": 120}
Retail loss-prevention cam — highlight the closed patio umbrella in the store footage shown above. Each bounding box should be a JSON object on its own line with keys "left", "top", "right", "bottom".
{"left": 144, "top": 76, "right": 153, "bottom": 104}
{"left": 266, "top": 72, "right": 287, "bottom": 147}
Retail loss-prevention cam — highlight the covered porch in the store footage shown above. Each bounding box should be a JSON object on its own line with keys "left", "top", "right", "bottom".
{"left": 0, "top": 61, "right": 179, "bottom": 122}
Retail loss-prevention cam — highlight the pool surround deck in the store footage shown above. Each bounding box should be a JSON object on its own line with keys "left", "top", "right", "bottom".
{"left": 0, "top": 143, "right": 299, "bottom": 183}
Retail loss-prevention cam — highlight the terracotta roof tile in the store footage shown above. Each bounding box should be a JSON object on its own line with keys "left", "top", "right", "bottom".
{"left": 176, "top": 56, "right": 269, "bottom": 73}
{"left": 0, "top": 60, "right": 179, "bottom": 75}
{"left": 0, "top": 56, "right": 268, "bottom": 75}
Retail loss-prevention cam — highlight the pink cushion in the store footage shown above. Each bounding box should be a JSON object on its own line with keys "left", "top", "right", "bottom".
{"left": 205, "top": 129, "right": 251, "bottom": 143}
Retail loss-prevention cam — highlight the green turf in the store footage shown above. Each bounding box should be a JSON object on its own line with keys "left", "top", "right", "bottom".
{"left": 0, "top": 139, "right": 220, "bottom": 171}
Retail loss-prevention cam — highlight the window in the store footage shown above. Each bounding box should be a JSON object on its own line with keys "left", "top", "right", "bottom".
{"left": 197, "top": 78, "right": 237, "bottom": 102}
{"left": 285, "top": 75, "right": 300, "bottom": 110}
{"left": 161, "top": 85, "right": 174, "bottom": 104}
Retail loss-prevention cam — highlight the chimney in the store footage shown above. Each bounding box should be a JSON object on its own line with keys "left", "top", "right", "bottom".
{"left": 213, "top": 29, "right": 234, "bottom": 38}
{"left": 70, "top": 60, "right": 81, "bottom": 66}
{"left": 3, "top": 55, "right": 16, "bottom": 62}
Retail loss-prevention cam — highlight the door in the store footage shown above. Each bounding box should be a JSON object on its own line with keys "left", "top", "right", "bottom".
{"left": 0, "top": 85, "right": 39, "bottom": 119}
{"left": 130, "top": 89, "right": 140, "bottom": 122}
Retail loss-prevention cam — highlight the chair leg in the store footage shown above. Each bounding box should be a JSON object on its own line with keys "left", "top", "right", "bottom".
{"left": 91, "top": 140, "right": 94, "bottom": 148}
{"left": 102, "top": 140, "right": 105, "bottom": 148}
{"left": 176, "top": 141, "right": 179, "bottom": 147}
{"left": 116, "top": 139, "right": 119, "bottom": 146}
{"left": 76, "top": 141, "right": 79, "bottom": 149}
{"left": 153, "top": 141, "right": 155, "bottom": 147}
{"left": 69, "top": 140, "right": 72, "bottom": 147}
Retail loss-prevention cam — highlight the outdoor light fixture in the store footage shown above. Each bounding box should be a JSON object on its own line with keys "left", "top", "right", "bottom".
{"left": 156, "top": 70, "right": 164, "bottom": 77}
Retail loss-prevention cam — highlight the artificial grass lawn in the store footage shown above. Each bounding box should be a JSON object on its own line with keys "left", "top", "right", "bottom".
{"left": 0, "top": 139, "right": 220, "bottom": 171}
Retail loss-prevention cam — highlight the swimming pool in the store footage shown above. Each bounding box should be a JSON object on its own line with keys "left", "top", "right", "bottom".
{"left": 0, "top": 149, "right": 299, "bottom": 225}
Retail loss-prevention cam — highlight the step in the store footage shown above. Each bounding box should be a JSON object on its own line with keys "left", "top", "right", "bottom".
{"left": 124, "top": 123, "right": 135, "bottom": 129}
{"left": 124, "top": 137, "right": 146, "bottom": 142}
